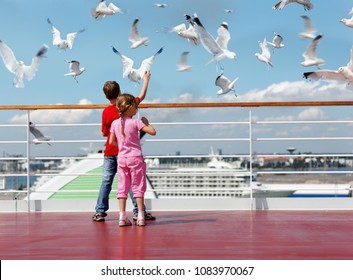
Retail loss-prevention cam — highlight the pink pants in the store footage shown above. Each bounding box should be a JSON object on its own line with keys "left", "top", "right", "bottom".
{"left": 117, "top": 156, "right": 146, "bottom": 199}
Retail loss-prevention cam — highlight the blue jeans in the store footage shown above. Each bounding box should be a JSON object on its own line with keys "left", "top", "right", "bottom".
{"left": 95, "top": 155, "right": 145, "bottom": 215}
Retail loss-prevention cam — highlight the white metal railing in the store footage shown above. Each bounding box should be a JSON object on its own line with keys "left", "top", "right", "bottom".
{"left": 1, "top": 102, "right": 353, "bottom": 212}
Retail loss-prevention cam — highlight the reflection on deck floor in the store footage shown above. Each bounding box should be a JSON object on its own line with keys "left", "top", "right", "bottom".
{"left": 1, "top": 210, "right": 353, "bottom": 260}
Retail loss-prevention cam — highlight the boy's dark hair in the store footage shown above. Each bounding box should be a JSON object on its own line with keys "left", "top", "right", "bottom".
{"left": 103, "top": 81, "right": 121, "bottom": 100}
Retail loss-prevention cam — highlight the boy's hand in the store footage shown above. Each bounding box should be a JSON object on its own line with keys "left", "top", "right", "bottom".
{"left": 143, "top": 71, "right": 151, "bottom": 82}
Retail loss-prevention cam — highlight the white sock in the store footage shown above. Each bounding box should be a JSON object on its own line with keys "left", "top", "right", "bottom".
{"left": 138, "top": 211, "right": 144, "bottom": 220}
{"left": 119, "top": 211, "right": 126, "bottom": 220}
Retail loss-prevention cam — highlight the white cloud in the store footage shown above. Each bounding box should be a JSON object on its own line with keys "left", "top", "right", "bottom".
{"left": 151, "top": 80, "right": 353, "bottom": 105}
{"left": 143, "top": 92, "right": 217, "bottom": 122}
{"left": 8, "top": 99, "right": 95, "bottom": 124}
{"left": 237, "top": 80, "right": 353, "bottom": 102}
{"left": 169, "top": 92, "right": 215, "bottom": 103}
{"left": 298, "top": 108, "right": 325, "bottom": 120}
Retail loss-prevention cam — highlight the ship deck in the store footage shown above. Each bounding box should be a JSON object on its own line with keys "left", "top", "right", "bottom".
{"left": 1, "top": 210, "right": 353, "bottom": 260}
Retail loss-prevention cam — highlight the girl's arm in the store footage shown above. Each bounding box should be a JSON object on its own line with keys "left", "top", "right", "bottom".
{"left": 141, "top": 117, "right": 156, "bottom": 136}
{"left": 109, "top": 132, "right": 118, "bottom": 146}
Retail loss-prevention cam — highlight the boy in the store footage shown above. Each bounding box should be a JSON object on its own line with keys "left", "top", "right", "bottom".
{"left": 92, "top": 71, "right": 155, "bottom": 222}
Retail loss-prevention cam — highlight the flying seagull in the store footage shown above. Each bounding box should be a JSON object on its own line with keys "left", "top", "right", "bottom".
{"left": 299, "top": 15, "right": 317, "bottom": 39}
{"left": 153, "top": 3, "right": 167, "bottom": 8}
{"left": 177, "top": 51, "right": 192, "bottom": 72}
{"left": 129, "top": 18, "right": 149, "bottom": 49}
{"left": 340, "top": 7, "right": 353, "bottom": 28}
{"left": 112, "top": 46, "right": 163, "bottom": 83}
{"left": 29, "top": 122, "right": 52, "bottom": 145}
{"left": 170, "top": 15, "right": 200, "bottom": 45}
{"left": 215, "top": 72, "right": 238, "bottom": 96}
{"left": 273, "top": 0, "right": 313, "bottom": 11}
{"left": 0, "top": 40, "right": 48, "bottom": 88}
{"left": 303, "top": 46, "right": 353, "bottom": 88}
{"left": 91, "top": 0, "right": 124, "bottom": 20}
{"left": 47, "top": 18, "right": 85, "bottom": 50}
{"left": 190, "top": 14, "right": 236, "bottom": 64}
{"left": 301, "top": 34, "right": 325, "bottom": 69}
{"left": 267, "top": 33, "right": 285, "bottom": 53}
{"left": 64, "top": 60, "right": 86, "bottom": 83}
{"left": 255, "top": 38, "right": 273, "bottom": 70}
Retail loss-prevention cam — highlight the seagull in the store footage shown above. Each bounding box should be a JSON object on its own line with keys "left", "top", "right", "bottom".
{"left": 29, "top": 122, "right": 52, "bottom": 145}
{"left": 91, "top": 0, "right": 124, "bottom": 20}
{"left": 340, "top": 7, "right": 353, "bottom": 28}
{"left": 303, "top": 46, "right": 353, "bottom": 88}
{"left": 224, "top": 9, "right": 233, "bottom": 13}
{"left": 301, "top": 34, "right": 325, "bottom": 69}
{"left": 153, "top": 3, "right": 167, "bottom": 8}
{"left": 177, "top": 51, "right": 192, "bottom": 72}
{"left": 170, "top": 15, "right": 200, "bottom": 45}
{"left": 273, "top": 0, "right": 313, "bottom": 11}
{"left": 299, "top": 15, "right": 317, "bottom": 39}
{"left": 112, "top": 46, "right": 163, "bottom": 83}
{"left": 47, "top": 18, "right": 85, "bottom": 50}
{"left": 190, "top": 14, "right": 237, "bottom": 64}
{"left": 255, "top": 38, "right": 273, "bottom": 70}
{"left": 267, "top": 33, "right": 285, "bottom": 52}
{"left": 303, "top": 69, "right": 353, "bottom": 88}
{"left": 129, "top": 18, "right": 149, "bottom": 49}
{"left": 0, "top": 40, "right": 48, "bottom": 88}
{"left": 215, "top": 72, "right": 238, "bottom": 96}
{"left": 64, "top": 60, "right": 86, "bottom": 83}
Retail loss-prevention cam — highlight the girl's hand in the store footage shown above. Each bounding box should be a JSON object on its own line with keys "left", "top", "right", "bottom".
{"left": 141, "top": 116, "right": 149, "bottom": 125}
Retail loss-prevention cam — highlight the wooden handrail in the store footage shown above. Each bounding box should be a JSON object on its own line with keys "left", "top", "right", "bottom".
{"left": 1, "top": 101, "right": 353, "bottom": 110}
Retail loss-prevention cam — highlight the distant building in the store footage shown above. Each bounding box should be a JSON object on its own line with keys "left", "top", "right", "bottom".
{"left": 258, "top": 156, "right": 290, "bottom": 168}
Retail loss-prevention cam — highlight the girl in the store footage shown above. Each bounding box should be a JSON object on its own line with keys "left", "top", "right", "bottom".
{"left": 109, "top": 93, "right": 156, "bottom": 226}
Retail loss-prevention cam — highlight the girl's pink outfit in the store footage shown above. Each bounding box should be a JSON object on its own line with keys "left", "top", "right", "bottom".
{"left": 110, "top": 117, "right": 146, "bottom": 199}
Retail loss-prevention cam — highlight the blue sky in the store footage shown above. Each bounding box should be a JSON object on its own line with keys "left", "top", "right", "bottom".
{"left": 1, "top": 0, "right": 353, "bottom": 103}
{"left": 2, "top": 0, "right": 353, "bottom": 156}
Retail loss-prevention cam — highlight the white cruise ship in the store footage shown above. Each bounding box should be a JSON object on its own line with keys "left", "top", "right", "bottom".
{"left": 147, "top": 157, "right": 293, "bottom": 198}
{"left": 146, "top": 156, "right": 352, "bottom": 198}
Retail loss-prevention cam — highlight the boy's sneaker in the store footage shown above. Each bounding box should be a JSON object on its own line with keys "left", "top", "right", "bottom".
{"left": 133, "top": 212, "right": 156, "bottom": 221}
{"left": 145, "top": 212, "right": 156, "bottom": 220}
{"left": 92, "top": 213, "right": 106, "bottom": 222}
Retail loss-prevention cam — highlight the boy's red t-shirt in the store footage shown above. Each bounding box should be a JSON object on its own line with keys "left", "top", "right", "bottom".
{"left": 102, "top": 97, "right": 141, "bottom": 156}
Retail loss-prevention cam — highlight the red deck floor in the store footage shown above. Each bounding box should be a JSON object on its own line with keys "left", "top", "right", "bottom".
{"left": 1, "top": 210, "right": 353, "bottom": 260}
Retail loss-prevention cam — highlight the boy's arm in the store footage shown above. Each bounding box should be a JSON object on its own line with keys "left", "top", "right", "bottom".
{"left": 101, "top": 110, "right": 108, "bottom": 137}
{"left": 137, "top": 71, "right": 151, "bottom": 103}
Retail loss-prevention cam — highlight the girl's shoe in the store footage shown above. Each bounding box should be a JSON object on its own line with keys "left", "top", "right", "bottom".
{"left": 119, "top": 218, "right": 132, "bottom": 227}
{"left": 136, "top": 219, "right": 145, "bottom": 226}
{"left": 133, "top": 212, "right": 156, "bottom": 221}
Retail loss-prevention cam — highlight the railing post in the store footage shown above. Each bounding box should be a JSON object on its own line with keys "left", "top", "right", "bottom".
{"left": 249, "top": 109, "right": 253, "bottom": 210}
{"left": 26, "top": 111, "right": 31, "bottom": 213}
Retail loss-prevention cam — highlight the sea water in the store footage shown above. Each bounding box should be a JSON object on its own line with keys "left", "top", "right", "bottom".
{"left": 4, "top": 176, "right": 38, "bottom": 190}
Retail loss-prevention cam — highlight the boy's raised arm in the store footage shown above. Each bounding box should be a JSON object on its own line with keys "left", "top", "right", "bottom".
{"left": 138, "top": 71, "right": 151, "bottom": 102}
